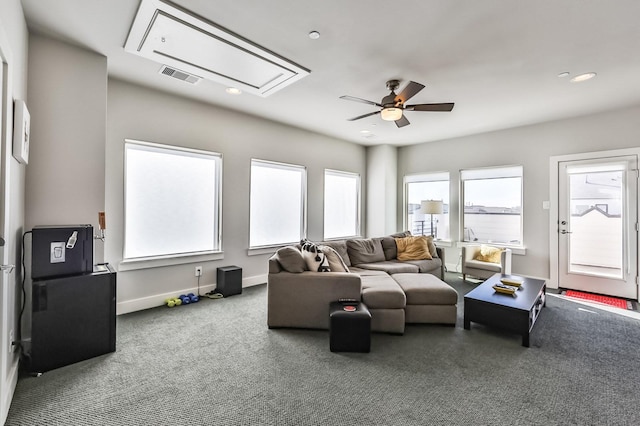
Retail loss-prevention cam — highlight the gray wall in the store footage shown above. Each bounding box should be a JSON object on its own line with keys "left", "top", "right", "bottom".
{"left": 397, "top": 104, "right": 640, "bottom": 279}
{"left": 106, "top": 79, "right": 367, "bottom": 313}
{"left": 0, "top": 0, "right": 28, "bottom": 422}
{"left": 26, "top": 35, "right": 107, "bottom": 256}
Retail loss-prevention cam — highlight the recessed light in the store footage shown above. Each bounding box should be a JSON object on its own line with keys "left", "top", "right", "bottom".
{"left": 570, "top": 72, "right": 596, "bottom": 83}
{"left": 360, "top": 130, "right": 371, "bottom": 134}
{"left": 557, "top": 72, "right": 570, "bottom": 78}
{"left": 225, "top": 87, "right": 242, "bottom": 95}
{"left": 308, "top": 31, "right": 320, "bottom": 40}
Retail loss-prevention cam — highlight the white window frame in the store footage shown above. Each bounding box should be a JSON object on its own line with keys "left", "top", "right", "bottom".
{"left": 459, "top": 165, "right": 524, "bottom": 250}
{"left": 404, "top": 172, "right": 451, "bottom": 242}
{"left": 122, "top": 140, "right": 223, "bottom": 268}
{"left": 323, "top": 169, "right": 361, "bottom": 240}
{"left": 249, "top": 159, "right": 307, "bottom": 250}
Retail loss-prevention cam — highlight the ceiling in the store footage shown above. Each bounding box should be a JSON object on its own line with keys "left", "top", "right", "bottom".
{"left": 19, "top": 0, "right": 640, "bottom": 146}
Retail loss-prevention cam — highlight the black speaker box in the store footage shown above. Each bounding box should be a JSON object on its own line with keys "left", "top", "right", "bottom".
{"left": 216, "top": 265, "right": 242, "bottom": 297}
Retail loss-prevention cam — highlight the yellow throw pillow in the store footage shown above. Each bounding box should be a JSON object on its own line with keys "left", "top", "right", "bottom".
{"left": 395, "top": 236, "right": 433, "bottom": 261}
{"left": 473, "top": 245, "right": 503, "bottom": 264}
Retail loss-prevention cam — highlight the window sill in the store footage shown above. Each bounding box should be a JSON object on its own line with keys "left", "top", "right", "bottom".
{"left": 433, "top": 239, "right": 453, "bottom": 248}
{"left": 247, "top": 246, "right": 283, "bottom": 256}
{"left": 456, "top": 241, "right": 526, "bottom": 256}
{"left": 119, "top": 251, "right": 224, "bottom": 271}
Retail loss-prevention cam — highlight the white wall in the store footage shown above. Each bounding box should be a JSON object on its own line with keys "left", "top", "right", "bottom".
{"left": 397, "top": 104, "right": 640, "bottom": 279}
{"left": 0, "top": 0, "right": 28, "bottom": 424}
{"left": 106, "top": 79, "right": 366, "bottom": 313}
{"left": 366, "top": 144, "right": 397, "bottom": 236}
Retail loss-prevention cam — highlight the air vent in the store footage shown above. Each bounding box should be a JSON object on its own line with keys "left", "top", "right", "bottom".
{"left": 159, "top": 65, "right": 201, "bottom": 84}
{"left": 124, "top": 0, "right": 309, "bottom": 97}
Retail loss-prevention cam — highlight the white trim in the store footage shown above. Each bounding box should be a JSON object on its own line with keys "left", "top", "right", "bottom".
{"left": 118, "top": 251, "right": 224, "bottom": 271}
{"left": 456, "top": 241, "right": 527, "bottom": 256}
{"left": 116, "top": 274, "right": 267, "bottom": 315}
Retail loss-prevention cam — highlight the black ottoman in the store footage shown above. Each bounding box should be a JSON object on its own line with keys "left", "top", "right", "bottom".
{"left": 329, "top": 301, "right": 371, "bottom": 353}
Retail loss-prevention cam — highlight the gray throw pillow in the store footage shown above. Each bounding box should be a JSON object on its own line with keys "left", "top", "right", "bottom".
{"left": 381, "top": 231, "right": 412, "bottom": 260}
{"left": 275, "top": 246, "right": 306, "bottom": 273}
{"left": 346, "top": 238, "right": 385, "bottom": 265}
{"left": 321, "top": 240, "right": 351, "bottom": 267}
{"left": 319, "top": 245, "right": 350, "bottom": 272}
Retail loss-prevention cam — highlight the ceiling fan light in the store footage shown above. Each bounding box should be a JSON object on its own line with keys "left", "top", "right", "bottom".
{"left": 381, "top": 107, "right": 402, "bottom": 121}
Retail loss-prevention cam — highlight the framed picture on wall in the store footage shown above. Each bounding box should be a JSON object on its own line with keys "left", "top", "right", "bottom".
{"left": 13, "top": 99, "right": 30, "bottom": 164}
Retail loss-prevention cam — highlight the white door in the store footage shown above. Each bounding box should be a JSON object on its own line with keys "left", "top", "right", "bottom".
{"left": 558, "top": 156, "right": 639, "bottom": 299}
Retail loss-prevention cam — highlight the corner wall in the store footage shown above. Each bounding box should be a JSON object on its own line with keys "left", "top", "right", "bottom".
{"left": 0, "top": 0, "right": 28, "bottom": 423}
{"left": 366, "top": 144, "right": 397, "bottom": 236}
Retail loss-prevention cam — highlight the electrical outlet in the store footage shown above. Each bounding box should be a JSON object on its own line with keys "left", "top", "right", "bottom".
{"left": 9, "top": 330, "right": 14, "bottom": 354}
{"left": 195, "top": 266, "right": 203, "bottom": 277}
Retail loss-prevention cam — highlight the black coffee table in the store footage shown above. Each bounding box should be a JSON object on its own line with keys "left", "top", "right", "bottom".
{"left": 464, "top": 273, "right": 546, "bottom": 347}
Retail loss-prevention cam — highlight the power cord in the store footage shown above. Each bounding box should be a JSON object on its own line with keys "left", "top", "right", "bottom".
{"left": 197, "top": 274, "right": 224, "bottom": 299}
{"left": 17, "top": 231, "right": 32, "bottom": 345}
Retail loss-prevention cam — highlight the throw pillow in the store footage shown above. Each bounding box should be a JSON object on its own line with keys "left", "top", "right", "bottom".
{"left": 321, "top": 240, "right": 351, "bottom": 267}
{"left": 473, "top": 245, "right": 503, "bottom": 264}
{"left": 274, "top": 246, "right": 306, "bottom": 273}
{"left": 425, "top": 235, "right": 438, "bottom": 259}
{"left": 346, "top": 238, "right": 385, "bottom": 265}
{"left": 395, "top": 236, "right": 433, "bottom": 261}
{"left": 300, "top": 239, "right": 331, "bottom": 272}
{"left": 319, "top": 245, "right": 350, "bottom": 272}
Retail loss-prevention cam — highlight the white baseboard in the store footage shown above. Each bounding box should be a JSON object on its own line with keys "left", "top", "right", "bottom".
{"left": 1, "top": 356, "right": 20, "bottom": 425}
{"left": 116, "top": 274, "right": 267, "bottom": 315}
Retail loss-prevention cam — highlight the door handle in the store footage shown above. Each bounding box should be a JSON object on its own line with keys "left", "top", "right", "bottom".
{"left": 560, "top": 230, "right": 572, "bottom": 234}
{"left": 1, "top": 264, "right": 15, "bottom": 273}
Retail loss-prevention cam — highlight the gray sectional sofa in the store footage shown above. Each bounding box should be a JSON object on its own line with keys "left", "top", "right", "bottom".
{"left": 267, "top": 233, "right": 458, "bottom": 334}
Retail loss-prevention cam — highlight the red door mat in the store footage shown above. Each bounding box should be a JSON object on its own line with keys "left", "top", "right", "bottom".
{"left": 564, "top": 290, "right": 631, "bottom": 310}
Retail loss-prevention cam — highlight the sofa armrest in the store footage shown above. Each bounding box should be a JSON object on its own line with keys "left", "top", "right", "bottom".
{"left": 267, "top": 272, "right": 362, "bottom": 329}
{"left": 436, "top": 247, "right": 445, "bottom": 279}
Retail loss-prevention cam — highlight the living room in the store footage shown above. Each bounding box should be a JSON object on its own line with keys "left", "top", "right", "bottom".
{"left": 2, "top": 1, "right": 640, "bottom": 424}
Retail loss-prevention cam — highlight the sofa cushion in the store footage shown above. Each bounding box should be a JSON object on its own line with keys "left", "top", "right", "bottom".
{"left": 348, "top": 267, "right": 389, "bottom": 277}
{"left": 402, "top": 258, "right": 443, "bottom": 274}
{"left": 360, "top": 275, "right": 406, "bottom": 309}
{"left": 274, "top": 246, "right": 306, "bottom": 273}
{"left": 347, "top": 238, "right": 385, "bottom": 265}
{"left": 355, "top": 260, "right": 419, "bottom": 274}
{"left": 381, "top": 231, "right": 412, "bottom": 260}
{"left": 395, "top": 236, "right": 432, "bottom": 261}
{"left": 321, "top": 240, "right": 351, "bottom": 267}
{"left": 392, "top": 273, "right": 458, "bottom": 306}
{"left": 319, "top": 245, "right": 349, "bottom": 272}
{"left": 465, "top": 259, "right": 502, "bottom": 272}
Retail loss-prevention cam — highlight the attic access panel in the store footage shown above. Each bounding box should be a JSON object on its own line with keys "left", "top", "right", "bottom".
{"left": 124, "top": 0, "right": 309, "bottom": 96}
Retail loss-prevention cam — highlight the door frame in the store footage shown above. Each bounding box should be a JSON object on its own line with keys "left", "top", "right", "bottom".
{"left": 550, "top": 148, "right": 640, "bottom": 294}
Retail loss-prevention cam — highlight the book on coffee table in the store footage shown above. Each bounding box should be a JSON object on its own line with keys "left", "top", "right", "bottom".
{"left": 493, "top": 283, "right": 518, "bottom": 295}
{"left": 500, "top": 277, "right": 524, "bottom": 287}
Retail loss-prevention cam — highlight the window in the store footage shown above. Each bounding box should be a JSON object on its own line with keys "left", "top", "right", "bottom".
{"left": 250, "top": 159, "right": 306, "bottom": 248}
{"left": 461, "top": 166, "right": 523, "bottom": 245}
{"left": 405, "top": 173, "right": 450, "bottom": 240}
{"left": 324, "top": 169, "right": 360, "bottom": 239}
{"left": 124, "top": 140, "right": 222, "bottom": 260}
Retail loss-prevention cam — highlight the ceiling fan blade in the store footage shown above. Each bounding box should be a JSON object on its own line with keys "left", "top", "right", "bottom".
{"left": 395, "top": 81, "right": 425, "bottom": 104}
{"left": 340, "top": 95, "right": 382, "bottom": 107}
{"left": 395, "top": 115, "right": 410, "bottom": 128}
{"left": 347, "top": 110, "right": 380, "bottom": 121}
{"left": 406, "top": 102, "right": 455, "bottom": 112}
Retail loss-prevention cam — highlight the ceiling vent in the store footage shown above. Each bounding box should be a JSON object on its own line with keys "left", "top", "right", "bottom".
{"left": 124, "top": 0, "right": 310, "bottom": 97}
{"left": 159, "top": 65, "right": 201, "bottom": 84}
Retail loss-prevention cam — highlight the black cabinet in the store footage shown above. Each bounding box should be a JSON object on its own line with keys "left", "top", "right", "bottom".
{"left": 28, "top": 266, "right": 116, "bottom": 373}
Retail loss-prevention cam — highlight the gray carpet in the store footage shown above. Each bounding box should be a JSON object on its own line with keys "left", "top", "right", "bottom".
{"left": 6, "top": 273, "right": 640, "bottom": 425}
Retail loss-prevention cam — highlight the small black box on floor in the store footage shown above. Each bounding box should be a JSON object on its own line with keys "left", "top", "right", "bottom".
{"left": 329, "top": 301, "right": 371, "bottom": 353}
{"left": 216, "top": 265, "right": 242, "bottom": 297}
